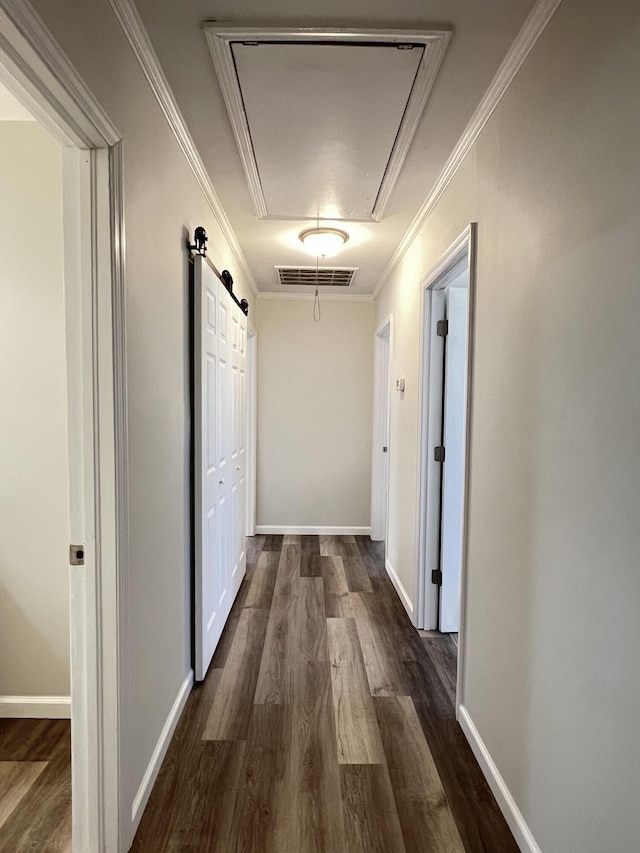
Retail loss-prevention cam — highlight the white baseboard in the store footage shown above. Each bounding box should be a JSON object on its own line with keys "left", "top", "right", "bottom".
{"left": 255, "top": 525, "right": 371, "bottom": 536}
{"left": 458, "top": 705, "right": 540, "bottom": 853}
{"left": 385, "top": 559, "right": 414, "bottom": 619}
{"left": 130, "top": 671, "right": 193, "bottom": 826}
{"left": 0, "top": 695, "right": 71, "bottom": 718}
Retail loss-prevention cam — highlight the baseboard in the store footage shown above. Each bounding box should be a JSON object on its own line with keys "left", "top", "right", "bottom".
{"left": 255, "top": 525, "right": 371, "bottom": 536}
{"left": 130, "top": 671, "right": 193, "bottom": 827}
{"left": 458, "top": 705, "right": 541, "bottom": 853}
{"left": 385, "top": 559, "right": 414, "bottom": 619}
{"left": 0, "top": 695, "right": 71, "bottom": 718}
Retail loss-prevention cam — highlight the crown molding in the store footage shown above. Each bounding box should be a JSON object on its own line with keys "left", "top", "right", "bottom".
{"left": 108, "top": 0, "right": 257, "bottom": 295}
{"left": 203, "top": 26, "right": 450, "bottom": 223}
{"left": 258, "top": 291, "right": 373, "bottom": 302}
{"left": 0, "top": 0, "right": 120, "bottom": 148}
{"left": 373, "top": 0, "right": 565, "bottom": 298}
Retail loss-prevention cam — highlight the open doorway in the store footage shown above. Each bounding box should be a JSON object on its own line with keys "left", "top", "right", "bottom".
{"left": 0, "top": 84, "right": 73, "bottom": 848}
{"left": 417, "top": 226, "right": 476, "bottom": 711}
{"left": 0, "top": 6, "right": 126, "bottom": 847}
{"left": 371, "top": 317, "right": 392, "bottom": 546}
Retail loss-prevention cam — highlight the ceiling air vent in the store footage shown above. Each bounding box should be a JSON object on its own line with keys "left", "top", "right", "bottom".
{"left": 276, "top": 266, "right": 358, "bottom": 288}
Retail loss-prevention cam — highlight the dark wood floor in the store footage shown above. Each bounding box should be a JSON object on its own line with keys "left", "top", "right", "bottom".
{"left": 0, "top": 717, "right": 71, "bottom": 852}
{"left": 132, "top": 535, "right": 518, "bottom": 852}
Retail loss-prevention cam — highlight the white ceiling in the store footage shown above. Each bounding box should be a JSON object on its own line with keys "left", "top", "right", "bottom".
{"left": 0, "top": 80, "right": 34, "bottom": 121}
{"left": 133, "top": 0, "right": 536, "bottom": 293}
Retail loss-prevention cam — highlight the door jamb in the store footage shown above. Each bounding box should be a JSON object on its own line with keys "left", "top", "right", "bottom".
{"left": 371, "top": 315, "right": 392, "bottom": 542}
{"left": 246, "top": 324, "right": 257, "bottom": 537}
{"left": 0, "top": 2, "right": 127, "bottom": 849}
{"left": 415, "top": 224, "right": 477, "bottom": 717}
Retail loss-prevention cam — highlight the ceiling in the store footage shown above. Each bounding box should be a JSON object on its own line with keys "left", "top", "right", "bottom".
{"left": 133, "top": 0, "right": 536, "bottom": 294}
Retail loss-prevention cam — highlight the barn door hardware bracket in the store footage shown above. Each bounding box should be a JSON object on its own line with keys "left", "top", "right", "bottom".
{"left": 187, "top": 226, "right": 208, "bottom": 256}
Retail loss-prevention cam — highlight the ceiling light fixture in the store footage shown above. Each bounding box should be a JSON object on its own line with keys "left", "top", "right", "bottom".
{"left": 299, "top": 227, "right": 349, "bottom": 258}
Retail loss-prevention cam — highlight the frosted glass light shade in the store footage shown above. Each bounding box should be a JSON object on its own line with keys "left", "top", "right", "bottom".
{"left": 299, "top": 227, "right": 349, "bottom": 258}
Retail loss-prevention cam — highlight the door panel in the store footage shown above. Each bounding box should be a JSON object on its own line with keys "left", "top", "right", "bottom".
{"left": 439, "top": 287, "right": 468, "bottom": 633}
{"left": 231, "top": 310, "right": 247, "bottom": 587}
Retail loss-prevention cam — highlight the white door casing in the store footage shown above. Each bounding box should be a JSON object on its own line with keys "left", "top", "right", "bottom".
{"left": 245, "top": 327, "right": 257, "bottom": 537}
{"left": 371, "top": 317, "right": 392, "bottom": 542}
{"left": 416, "top": 223, "right": 477, "bottom": 715}
{"left": 0, "top": 4, "right": 127, "bottom": 849}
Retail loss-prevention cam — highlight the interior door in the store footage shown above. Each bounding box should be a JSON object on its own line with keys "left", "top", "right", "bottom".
{"left": 194, "top": 256, "right": 233, "bottom": 680}
{"left": 230, "top": 309, "right": 247, "bottom": 592}
{"left": 438, "top": 286, "right": 469, "bottom": 632}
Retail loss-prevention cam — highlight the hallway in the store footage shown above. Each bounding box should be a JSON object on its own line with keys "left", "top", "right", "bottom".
{"left": 132, "top": 535, "right": 517, "bottom": 851}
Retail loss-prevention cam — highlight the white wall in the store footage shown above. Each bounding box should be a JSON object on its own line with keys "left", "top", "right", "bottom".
{"left": 0, "top": 121, "right": 70, "bottom": 702}
{"left": 376, "top": 0, "right": 640, "bottom": 850}
{"left": 256, "top": 297, "right": 374, "bottom": 531}
{"left": 28, "top": 0, "right": 256, "bottom": 843}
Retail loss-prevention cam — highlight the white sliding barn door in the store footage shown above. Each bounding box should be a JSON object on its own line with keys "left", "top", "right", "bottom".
{"left": 194, "top": 256, "right": 246, "bottom": 681}
{"left": 231, "top": 309, "right": 247, "bottom": 590}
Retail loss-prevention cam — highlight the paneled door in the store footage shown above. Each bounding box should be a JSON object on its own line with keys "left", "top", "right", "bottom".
{"left": 230, "top": 308, "right": 247, "bottom": 591}
{"left": 194, "top": 256, "right": 246, "bottom": 680}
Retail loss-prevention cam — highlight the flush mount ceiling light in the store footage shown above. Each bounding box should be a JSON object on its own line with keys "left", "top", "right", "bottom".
{"left": 299, "top": 227, "right": 349, "bottom": 258}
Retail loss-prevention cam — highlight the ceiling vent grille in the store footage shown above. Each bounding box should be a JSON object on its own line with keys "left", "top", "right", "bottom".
{"left": 276, "top": 266, "right": 358, "bottom": 288}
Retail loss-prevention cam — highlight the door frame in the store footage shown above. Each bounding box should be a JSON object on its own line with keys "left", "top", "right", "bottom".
{"left": 415, "top": 224, "right": 477, "bottom": 715}
{"left": 370, "top": 315, "right": 393, "bottom": 542}
{"left": 246, "top": 324, "right": 257, "bottom": 537}
{"left": 0, "top": 2, "right": 127, "bottom": 849}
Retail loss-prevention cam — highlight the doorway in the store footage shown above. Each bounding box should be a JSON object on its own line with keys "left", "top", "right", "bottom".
{"left": 417, "top": 226, "right": 476, "bottom": 710}
{"left": 371, "top": 317, "right": 392, "bottom": 544}
{"left": 0, "top": 92, "right": 73, "bottom": 849}
{"left": 0, "top": 5, "right": 126, "bottom": 848}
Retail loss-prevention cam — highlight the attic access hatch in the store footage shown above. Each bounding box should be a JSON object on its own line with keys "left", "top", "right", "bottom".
{"left": 204, "top": 27, "right": 450, "bottom": 222}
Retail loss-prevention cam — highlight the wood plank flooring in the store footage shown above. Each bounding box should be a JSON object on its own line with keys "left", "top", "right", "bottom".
{"left": 0, "top": 718, "right": 71, "bottom": 852}
{"left": 133, "top": 535, "right": 518, "bottom": 852}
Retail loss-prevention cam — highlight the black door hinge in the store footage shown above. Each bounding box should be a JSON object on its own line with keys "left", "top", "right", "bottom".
{"left": 434, "top": 446, "right": 445, "bottom": 463}
{"left": 431, "top": 569, "right": 443, "bottom": 586}
{"left": 436, "top": 320, "right": 448, "bottom": 337}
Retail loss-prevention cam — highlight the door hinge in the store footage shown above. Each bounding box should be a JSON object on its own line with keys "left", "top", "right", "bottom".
{"left": 436, "top": 320, "right": 448, "bottom": 337}
{"left": 382, "top": 446, "right": 388, "bottom": 453}
{"left": 431, "top": 569, "right": 443, "bottom": 586}
{"left": 434, "top": 446, "right": 445, "bottom": 462}
{"left": 69, "top": 544, "right": 85, "bottom": 566}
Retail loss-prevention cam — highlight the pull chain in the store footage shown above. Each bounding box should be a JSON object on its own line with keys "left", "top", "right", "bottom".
{"left": 313, "top": 253, "right": 321, "bottom": 322}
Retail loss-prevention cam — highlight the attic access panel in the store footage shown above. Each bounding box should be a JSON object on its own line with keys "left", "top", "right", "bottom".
{"left": 204, "top": 28, "right": 450, "bottom": 222}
